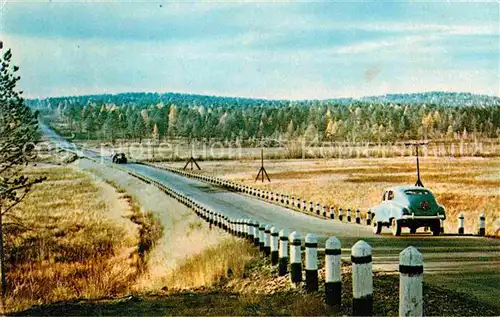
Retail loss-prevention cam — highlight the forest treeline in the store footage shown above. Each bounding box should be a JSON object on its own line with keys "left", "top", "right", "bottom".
{"left": 30, "top": 92, "right": 500, "bottom": 144}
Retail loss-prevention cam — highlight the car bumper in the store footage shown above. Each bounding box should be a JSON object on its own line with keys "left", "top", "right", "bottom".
{"left": 401, "top": 214, "right": 445, "bottom": 220}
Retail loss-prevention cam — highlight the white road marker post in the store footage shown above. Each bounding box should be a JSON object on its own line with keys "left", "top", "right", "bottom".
{"left": 351, "top": 240, "right": 373, "bottom": 316}
{"left": 253, "top": 221, "right": 260, "bottom": 247}
{"left": 399, "top": 246, "right": 424, "bottom": 317}
{"left": 303, "top": 200, "right": 307, "bottom": 212}
{"left": 264, "top": 225, "right": 271, "bottom": 256}
{"left": 325, "top": 236, "right": 341, "bottom": 308}
{"left": 278, "top": 229, "right": 289, "bottom": 276}
{"left": 347, "top": 208, "right": 352, "bottom": 222}
{"left": 330, "top": 206, "right": 335, "bottom": 219}
{"left": 270, "top": 226, "right": 279, "bottom": 265}
{"left": 479, "top": 212, "right": 486, "bottom": 236}
{"left": 339, "top": 208, "right": 344, "bottom": 222}
{"left": 458, "top": 212, "right": 465, "bottom": 234}
{"left": 245, "top": 219, "right": 251, "bottom": 240}
{"left": 305, "top": 233, "right": 318, "bottom": 292}
{"left": 323, "top": 205, "right": 327, "bottom": 217}
{"left": 289, "top": 231, "right": 302, "bottom": 286}
{"left": 355, "top": 209, "right": 361, "bottom": 224}
{"left": 366, "top": 209, "right": 372, "bottom": 226}
{"left": 259, "top": 223, "right": 266, "bottom": 252}
{"left": 248, "top": 220, "right": 255, "bottom": 243}
{"left": 316, "top": 203, "right": 321, "bottom": 215}
{"left": 309, "top": 201, "right": 314, "bottom": 212}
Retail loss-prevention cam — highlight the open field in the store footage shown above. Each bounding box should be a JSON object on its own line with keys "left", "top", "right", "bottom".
{"left": 5, "top": 165, "right": 140, "bottom": 313}
{"left": 167, "top": 156, "right": 500, "bottom": 236}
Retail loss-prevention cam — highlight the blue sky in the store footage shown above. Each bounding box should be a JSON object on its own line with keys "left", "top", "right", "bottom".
{"left": 2, "top": 1, "right": 499, "bottom": 99}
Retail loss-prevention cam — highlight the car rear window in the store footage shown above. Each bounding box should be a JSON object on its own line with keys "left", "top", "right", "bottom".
{"left": 405, "top": 189, "right": 430, "bottom": 195}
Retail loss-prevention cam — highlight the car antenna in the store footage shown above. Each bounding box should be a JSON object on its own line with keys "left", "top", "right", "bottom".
{"left": 404, "top": 141, "right": 429, "bottom": 187}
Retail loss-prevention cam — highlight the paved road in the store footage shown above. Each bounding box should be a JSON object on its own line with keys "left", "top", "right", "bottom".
{"left": 41, "top": 125, "right": 500, "bottom": 307}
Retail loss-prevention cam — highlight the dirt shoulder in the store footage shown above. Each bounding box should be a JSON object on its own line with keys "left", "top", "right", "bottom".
{"left": 77, "top": 158, "right": 232, "bottom": 292}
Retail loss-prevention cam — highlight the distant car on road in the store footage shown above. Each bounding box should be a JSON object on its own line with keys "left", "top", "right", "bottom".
{"left": 111, "top": 153, "right": 127, "bottom": 164}
{"left": 371, "top": 186, "right": 446, "bottom": 236}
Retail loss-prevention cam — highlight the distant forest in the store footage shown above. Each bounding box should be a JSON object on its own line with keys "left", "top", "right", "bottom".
{"left": 31, "top": 92, "right": 500, "bottom": 144}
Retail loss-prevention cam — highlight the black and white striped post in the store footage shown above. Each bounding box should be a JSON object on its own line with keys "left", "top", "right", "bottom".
{"left": 305, "top": 233, "right": 318, "bottom": 292}
{"left": 291, "top": 196, "right": 295, "bottom": 208}
{"left": 278, "top": 229, "right": 289, "bottom": 276}
{"left": 347, "top": 208, "right": 352, "bottom": 222}
{"left": 309, "top": 201, "right": 314, "bottom": 212}
{"left": 303, "top": 200, "right": 307, "bottom": 212}
{"left": 478, "top": 212, "right": 486, "bottom": 236}
{"left": 245, "top": 219, "right": 251, "bottom": 240}
{"left": 253, "top": 221, "right": 260, "bottom": 247}
{"left": 270, "top": 226, "right": 279, "bottom": 265}
{"left": 239, "top": 218, "right": 245, "bottom": 238}
{"left": 399, "top": 246, "right": 423, "bottom": 317}
{"left": 259, "top": 223, "right": 266, "bottom": 251}
{"left": 248, "top": 220, "right": 255, "bottom": 242}
{"left": 330, "top": 206, "right": 335, "bottom": 219}
{"left": 322, "top": 205, "right": 327, "bottom": 217}
{"left": 458, "top": 212, "right": 465, "bottom": 234}
{"left": 229, "top": 218, "right": 234, "bottom": 235}
{"left": 264, "top": 225, "right": 271, "bottom": 256}
{"left": 239, "top": 218, "right": 244, "bottom": 236}
{"left": 289, "top": 231, "right": 302, "bottom": 285}
{"left": 325, "top": 236, "right": 341, "bottom": 308}
{"left": 339, "top": 208, "right": 343, "bottom": 221}
{"left": 366, "top": 209, "right": 372, "bottom": 226}
{"left": 351, "top": 240, "right": 373, "bottom": 316}
{"left": 286, "top": 195, "right": 290, "bottom": 205}
{"left": 234, "top": 218, "right": 239, "bottom": 236}
{"left": 355, "top": 209, "right": 361, "bottom": 224}
{"left": 316, "top": 203, "right": 320, "bottom": 215}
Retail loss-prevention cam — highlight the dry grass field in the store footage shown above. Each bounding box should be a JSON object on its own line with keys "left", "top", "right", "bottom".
{"left": 168, "top": 156, "right": 500, "bottom": 236}
{"left": 4, "top": 165, "right": 140, "bottom": 313}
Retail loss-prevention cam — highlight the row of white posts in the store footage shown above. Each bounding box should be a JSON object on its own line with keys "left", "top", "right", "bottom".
{"left": 151, "top": 163, "right": 490, "bottom": 236}
{"left": 132, "top": 165, "right": 425, "bottom": 316}
{"left": 189, "top": 203, "right": 424, "bottom": 316}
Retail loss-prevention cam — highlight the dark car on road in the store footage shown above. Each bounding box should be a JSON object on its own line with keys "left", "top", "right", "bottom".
{"left": 111, "top": 153, "right": 127, "bottom": 164}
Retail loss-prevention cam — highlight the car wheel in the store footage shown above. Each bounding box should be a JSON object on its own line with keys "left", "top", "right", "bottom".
{"left": 431, "top": 220, "right": 440, "bottom": 236}
{"left": 391, "top": 218, "right": 401, "bottom": 236}
{"left": 409, "top": 227, "right": 417, "bottom": 234}
{"left": 373, "top": 221, "right": 382, "bottom": 235}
